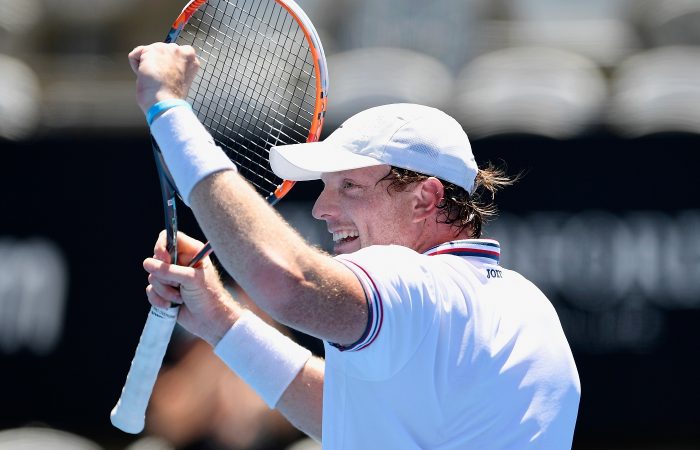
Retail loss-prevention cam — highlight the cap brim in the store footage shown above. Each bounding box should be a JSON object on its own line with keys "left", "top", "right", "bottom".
{"left": 270, "top": 142, "right": 384, "bottom": 181}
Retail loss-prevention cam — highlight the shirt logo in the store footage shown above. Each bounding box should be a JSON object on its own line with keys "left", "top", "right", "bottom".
{"left": 486, "top": 268, "right": 503, "bottom": 279}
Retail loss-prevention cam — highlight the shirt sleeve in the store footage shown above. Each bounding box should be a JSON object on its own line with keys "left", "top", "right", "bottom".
{"left": 326, "top": 245, "right": 439, "bottom": 381}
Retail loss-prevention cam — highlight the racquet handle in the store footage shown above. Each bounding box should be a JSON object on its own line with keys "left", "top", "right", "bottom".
{"left": 110, "top": 305, "right": 179, "bottom": 434}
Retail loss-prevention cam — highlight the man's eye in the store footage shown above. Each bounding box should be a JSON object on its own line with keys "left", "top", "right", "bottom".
{"left": 342, "top": 181, "right": 356, "bottom": 189}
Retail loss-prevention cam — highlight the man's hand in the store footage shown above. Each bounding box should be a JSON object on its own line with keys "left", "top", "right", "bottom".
{"left": 128, "top": 43, "right": 200, "bottom": 113}
{"left": 144, "top": 231, "right": 241, "bottom": 346}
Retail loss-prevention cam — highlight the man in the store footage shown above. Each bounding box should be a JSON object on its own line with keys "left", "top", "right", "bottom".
{"left": 131, "top": 43, "right": 580, "bottom": 449}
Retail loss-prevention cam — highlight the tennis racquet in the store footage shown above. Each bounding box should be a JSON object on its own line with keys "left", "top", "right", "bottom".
{"left": 111, "top": 0, "right": 328, "bottom": 434}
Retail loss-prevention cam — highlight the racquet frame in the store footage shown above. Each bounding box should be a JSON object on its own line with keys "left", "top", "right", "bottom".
{"left": 110, "top": 0, "right": 328, "bottom": 434}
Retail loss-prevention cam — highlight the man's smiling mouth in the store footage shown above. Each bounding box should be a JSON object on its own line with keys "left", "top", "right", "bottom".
{"left": 332, "top": 230, "right": 359, "bottom": 244}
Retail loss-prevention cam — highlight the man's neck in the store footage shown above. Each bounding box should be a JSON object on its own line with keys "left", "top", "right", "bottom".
{"left": 412, "top": 225, "right": 475, "bottom": 254}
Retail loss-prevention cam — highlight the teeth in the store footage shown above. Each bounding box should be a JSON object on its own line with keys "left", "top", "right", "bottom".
{"left": 332, "top": 230, "right": 359, "bottom": 242}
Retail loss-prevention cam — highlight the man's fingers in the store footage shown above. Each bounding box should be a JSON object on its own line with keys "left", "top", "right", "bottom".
{"left": 148, "top": 277, "right": 183, "bottom": 304}
{"left": 144, "top": 257, "right": 198, "bottom": 286}
{"left": 148, "top": 272, "right": 179, "bottom": 288}
{"left": 175, "top": 232, "right": 209, "bottom": 265}
{"left": 146, "top": 285, "right": 173, "bottom": 309}
{"left": 154, "top": 230, "right": 170, "bottom": 262}
{"left": 153, "top": 230, "right": 208, "bottom": 265}
{"left": 128, "top": 45, "right": 145, "bottom": 74}
{"left": 175, "top": 230, "right": 203, "bottom": 248}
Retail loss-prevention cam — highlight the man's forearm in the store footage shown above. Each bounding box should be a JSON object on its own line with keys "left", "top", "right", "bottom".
{"left": 188, "top": 170, "right": 368, "bottom": 346}
{"left": 276, "top": 356, "right": 325, "bottom": 441}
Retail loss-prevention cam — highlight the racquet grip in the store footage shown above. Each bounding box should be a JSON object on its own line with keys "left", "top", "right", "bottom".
{"left": 110, "top": 305, "right": 179, "bottom": 434}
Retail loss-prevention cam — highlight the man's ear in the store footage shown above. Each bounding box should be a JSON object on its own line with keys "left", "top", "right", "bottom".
{"left": 413, "top": 177, "right": 444, "bottom": 222}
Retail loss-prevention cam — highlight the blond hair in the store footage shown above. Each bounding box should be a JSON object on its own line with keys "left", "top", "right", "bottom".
{"left": 383, "top": 163, "right": 516, "bottom": 238}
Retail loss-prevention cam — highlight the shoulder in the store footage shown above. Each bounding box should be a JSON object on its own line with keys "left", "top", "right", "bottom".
{"left": 338, "top": 244, "right": 423, "bottom": 260}
{"left": 335, "top": 244, "right": 429, "bottom": 269}
{"left": 335, "top": 245, "right": 435, "bottom": 283}
{"left": 326, "top": 246, "right": 442, "bottom": 375}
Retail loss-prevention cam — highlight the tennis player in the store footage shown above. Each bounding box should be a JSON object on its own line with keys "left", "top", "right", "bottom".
{"left": 132, "top": 43, "right": 581, "bottom": 449}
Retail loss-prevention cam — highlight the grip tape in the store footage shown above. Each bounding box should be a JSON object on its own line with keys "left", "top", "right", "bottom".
{"left": 110, "top": 305, "right": 179, "bottom": 434}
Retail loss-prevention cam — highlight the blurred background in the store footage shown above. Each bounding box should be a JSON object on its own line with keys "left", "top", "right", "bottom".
{"left": 1, "top": 0, "right": 699, "bottom": 448}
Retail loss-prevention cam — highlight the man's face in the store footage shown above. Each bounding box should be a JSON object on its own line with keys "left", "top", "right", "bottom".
{"left": 312, "top": 165, "right": 418, "bottom": 254}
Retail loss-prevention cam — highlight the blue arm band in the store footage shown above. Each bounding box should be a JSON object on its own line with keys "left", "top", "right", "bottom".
{"left": 146, "top": 99, "right": 192, "bottom": 126}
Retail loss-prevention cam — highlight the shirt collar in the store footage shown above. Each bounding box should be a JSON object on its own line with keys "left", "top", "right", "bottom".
{"left": 424, "top": 239, "right": 501, "bottom": 264}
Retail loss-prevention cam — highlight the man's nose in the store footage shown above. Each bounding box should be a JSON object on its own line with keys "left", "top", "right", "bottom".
{"left": 312, "top": 186, "right": 335, "bottom": 220}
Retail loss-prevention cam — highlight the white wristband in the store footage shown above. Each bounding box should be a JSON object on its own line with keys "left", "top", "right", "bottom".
{"left": 213, "top": 310, "right": 312, "bottom": 408}
{"left": 150, "top": 106, "right": 237, "bottom": 205}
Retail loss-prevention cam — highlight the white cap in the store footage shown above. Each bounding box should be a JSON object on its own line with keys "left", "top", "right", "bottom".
{"left": 270, "top": 103, "right": 478, "bottom": 192}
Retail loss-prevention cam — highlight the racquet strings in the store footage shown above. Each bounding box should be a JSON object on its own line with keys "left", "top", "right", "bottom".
{"left": 175, "top": 0, "right": 318, "bottom": 199}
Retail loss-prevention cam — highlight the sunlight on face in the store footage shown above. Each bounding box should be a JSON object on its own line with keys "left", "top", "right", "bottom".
{"left": 313, "top": 166, "right": 417, "bottom": 254}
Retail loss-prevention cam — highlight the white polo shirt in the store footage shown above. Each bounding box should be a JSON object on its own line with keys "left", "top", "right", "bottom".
{"left": 323, "top": 239, "right": 580, "bottom": 450}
